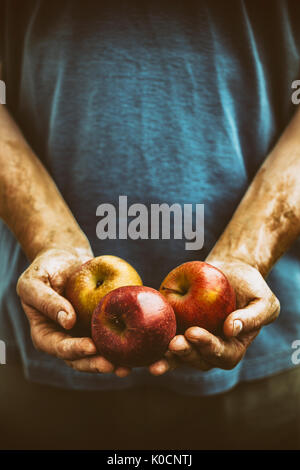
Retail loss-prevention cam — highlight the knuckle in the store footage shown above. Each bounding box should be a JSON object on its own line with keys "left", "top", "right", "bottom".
{"left": 202, "top": 335, "right": 218, "bottom": 355}
{"left": 39, "top": 296, "right": 57, "bottom": 320}
{"left": 78, "top": 338, "right": 88, "bottom": 353}
{"left": 89, "top": 358, "right": 98, "bottom": 370}
{"left": 16, "top": 265, "right": 41, "bottom": 296}
{"left": 213, "top": 344, "right": 223, "bottom": 358}
{"left": 39, "top": 300, "right": 50, "bottom": 317}
{"left": 251, "top": 315, "right": 262, "bottom": 330}
{"left": 91, "top": 358, "right": 102, "bottom": 373}
{"left": 264, "top": 294, "right": 281, "bottom": 325}
{"left": 16, "top": 278, "right": 22, "bottom": 296}
{"left": 272, "top": 295, "right": 281, "bottom": 318}
{"left": 16, "top": 273, "right": 26, "bottom": 296}
{"left": 205, "top": 338, "right": 224, "bottom": 359}
{"left": 56, "top": 341, "right": 68, "bottom": 358}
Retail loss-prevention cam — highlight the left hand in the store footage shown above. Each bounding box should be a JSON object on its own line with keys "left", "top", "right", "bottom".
{"left": 149, "top": 257, "right": 280, "bottom": 375}
{"left": 17, "top": 248, "right": 131, "bottom": 378}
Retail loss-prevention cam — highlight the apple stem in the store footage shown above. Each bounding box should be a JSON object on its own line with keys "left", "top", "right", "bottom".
{"left": 161, "top": 286, "right": 186, "bottom": 296}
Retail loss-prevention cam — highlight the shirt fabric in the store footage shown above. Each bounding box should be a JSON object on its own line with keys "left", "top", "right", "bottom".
{"left": 0, "top": 0, "right": 300, "bottom": 395}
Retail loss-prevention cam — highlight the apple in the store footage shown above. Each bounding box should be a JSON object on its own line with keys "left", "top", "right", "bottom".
{"left": 159, "top": 261, "right": 236, "bottom": 334}
{"left": 91, "top": 286, "right": 177, "bottom": 367}
{"left": 65, "top": 255, "right": 142, "bottom": 330}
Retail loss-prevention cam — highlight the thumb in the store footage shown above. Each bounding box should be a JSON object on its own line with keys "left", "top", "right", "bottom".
{"left": 223, "top": 296, "right": 280, "bottom": 338}
{"left": 17, "top": 278, "right": 77, "bottom": 329}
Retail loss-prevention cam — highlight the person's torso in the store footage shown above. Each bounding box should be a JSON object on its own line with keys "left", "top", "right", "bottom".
{"left": 1, "top": 0, "right": 300, "bottom": 393}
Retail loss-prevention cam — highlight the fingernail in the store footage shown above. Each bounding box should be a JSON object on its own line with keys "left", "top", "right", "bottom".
{"left": 57, "top": 310, "right": 68, "bottom": 327}
{"left": 233, "top": 320, "right": 243, "bottom": 336}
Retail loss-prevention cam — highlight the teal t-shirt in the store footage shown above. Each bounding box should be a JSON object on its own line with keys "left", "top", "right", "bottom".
{"left": 1, "top": 0, "right": 300, "bottom": 394}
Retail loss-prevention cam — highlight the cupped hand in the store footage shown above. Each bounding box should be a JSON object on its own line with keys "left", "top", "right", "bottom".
{"left": 149, "top": 258, "right": 280, "bottom": 375}
{"left": 17, "top": 248, "right": 130, "bottom": 378}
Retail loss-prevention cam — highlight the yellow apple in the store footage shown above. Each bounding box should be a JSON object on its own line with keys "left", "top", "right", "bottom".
{"left": 65, "top": 255, "right": 143, "bottom": 330}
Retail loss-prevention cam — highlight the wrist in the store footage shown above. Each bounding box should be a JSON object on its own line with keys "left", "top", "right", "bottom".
{"left": 27, "top": 224, "right": 93, "bottom": 262}
{"left": 206, "top": 223, "right": 272, "bottom": 277}
{"left": 208, "top": 159, "right": 300, "bottom": 277}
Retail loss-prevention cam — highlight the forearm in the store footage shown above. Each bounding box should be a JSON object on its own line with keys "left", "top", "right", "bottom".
{"left": 208, "top": 107, "right": 300, "bottom": 277}
{"left": 0, "top": 106, "right": 91, "bottom": 260}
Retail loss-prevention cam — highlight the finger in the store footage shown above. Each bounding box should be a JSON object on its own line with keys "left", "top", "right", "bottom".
{"left": 149, "top": 359, "right": 171, "bottom": 376}
{"left": 178, "top": 348, "right": 212, "bottom": 370}
{"left": 168, "top": 335, "right": 211, "bottom": 370}
{"left": 24, "top": 304, "right": 97, "bottom": 359}
{"left": 65, "top": 355, "right": 115, "bottom": 374}
{"left": 168, "top": 335, "right": 193, "bottom": 356}
{"left": 148, "top": 351, "right": 179, "bottom": 376}
{"left": 19, "top": 278, "right": 76, "bottom": 329}
{"left": 223, "top": 296, "right": 280, "bottom": 338}
{"left": 185, "top": 326, "right": 246, "bottom": 369}
{"left": 115, "top": 367, "right": 131, "bottom": 378}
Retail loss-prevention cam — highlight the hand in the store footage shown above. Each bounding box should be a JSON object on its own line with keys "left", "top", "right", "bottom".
{"left": 17, "top": 248, "right": 130, "bottom": 377}
{"left": 149, "top": 258, "right": 280, "bottom": 375}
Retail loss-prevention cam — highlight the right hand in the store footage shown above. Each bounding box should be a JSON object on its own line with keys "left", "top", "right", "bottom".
{"left": 17, "top": 248, "right": 131, "bottom": 377}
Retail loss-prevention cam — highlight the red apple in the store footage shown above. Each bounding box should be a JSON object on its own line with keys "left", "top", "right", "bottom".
{"left": 65, "top": 255, "right": 142, "bottom": 330}
{"left": 159, "top": 261, "right": 236, "bottom": 334}
{"left": 91, "top": 286, "right": 177, "bottom": 367}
